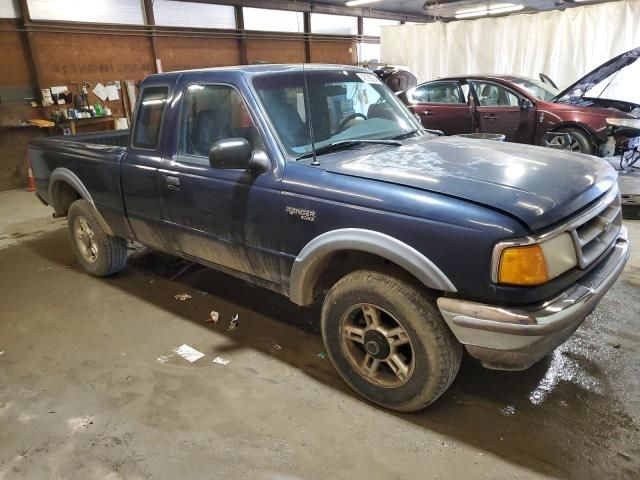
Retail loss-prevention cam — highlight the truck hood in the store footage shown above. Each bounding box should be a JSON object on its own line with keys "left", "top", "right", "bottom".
{"left": 324, "top": 136, "right": 617, "bottom": 232}
{"left": 552, "top": 46, "right": 640, "bottom": 104}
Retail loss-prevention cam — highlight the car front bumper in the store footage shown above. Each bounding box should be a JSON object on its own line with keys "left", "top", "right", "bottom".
{"left": 437, "top": 226, "right": 630, "bottom": 371}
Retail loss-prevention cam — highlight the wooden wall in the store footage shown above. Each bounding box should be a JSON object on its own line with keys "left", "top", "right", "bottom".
{"left": 29, "top": 31, "right": 156, "bottom": 118}
{"left": 0, "top": 20, "right": 35, "bottom": 86}
{"left": 155, "top": 36, "right": 240, "bottom": 71}
{"left": 246, "top": 38, "right": 306, "bottom": 64}
{"left": 310, "top": 40, "right": 357, "bottom": 65}
{"left": 0, "top": 20, "right": 39, "bottom": 190}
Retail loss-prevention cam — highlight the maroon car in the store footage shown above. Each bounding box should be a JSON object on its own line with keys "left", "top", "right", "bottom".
{"left": 403, "top": 47, "right": 640, "bottom": 157}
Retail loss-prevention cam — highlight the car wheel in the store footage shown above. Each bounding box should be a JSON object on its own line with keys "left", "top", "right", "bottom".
{"left": 67, "top": 199, "right": 128, "bottom": 276}
{"left": 556, "top": 128, "right": 594, "bottom": 155}
{"left": 321, "top": 268, "right": 462, "bottom": 412}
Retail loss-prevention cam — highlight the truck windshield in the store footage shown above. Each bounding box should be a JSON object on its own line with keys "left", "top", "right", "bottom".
{"left": 253, "top": 69, "right": 420, "bottom": 157}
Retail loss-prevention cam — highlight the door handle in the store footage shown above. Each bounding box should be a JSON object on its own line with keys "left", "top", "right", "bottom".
{"left": 483, "top": 114, "right": 498, "bottom": 120}
{"left": 165, "top": 175, "right": 180, "bottom": 190}
{"left": 420, "top": 110, "right": 433, "bottom": 117}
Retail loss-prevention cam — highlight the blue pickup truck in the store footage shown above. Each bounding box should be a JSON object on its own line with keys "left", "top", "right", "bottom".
{"left": 29, "top": 65, "right": 630, "bottom": 412}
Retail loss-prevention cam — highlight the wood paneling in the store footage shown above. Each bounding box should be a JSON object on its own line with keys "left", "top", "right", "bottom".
{"left": 155, "top": 36, "right": 240, "bottom": 72}
{"left": 0, "top": 126, "right": 47, "bottom": 191}
{"left": 309, "top": 40, "right": 357, "bottom": 65}
{"left": 28, "top": 31, "right": 154, "bottom": 117}
{"left": 0, "top": 20, "right": 35, "bottom": 86}
{"left": 246, "top": 38, "right": 305, "bottom": 64}
{"left": 30, "top": 32, "right": 154, "bottom": 86}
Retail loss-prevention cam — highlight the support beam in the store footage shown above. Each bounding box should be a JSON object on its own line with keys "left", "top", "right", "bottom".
{"left": 17, "top": 0, "right": 44, "bottom": 89}
{"left": 142, "top": 0, "right": 160, "bottom": 73}
{"left": 235, "top": 5, "right": 247, "bottom": 65}
{"left": 303, "top": 11, "right": 311, "bottom": 63}
{"left": 170, "top": 0, "right": 429, "bottom": 23}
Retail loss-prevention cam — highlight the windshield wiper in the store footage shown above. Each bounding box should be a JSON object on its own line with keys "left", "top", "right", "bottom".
{"left": 393, "top": 128, "right": 443, "bottom": 140}
{"left": 392, "top": 129, "right": 420, "bottom": 140}
{"left": 296, "top": 139, "right": 401, "bottom": 161}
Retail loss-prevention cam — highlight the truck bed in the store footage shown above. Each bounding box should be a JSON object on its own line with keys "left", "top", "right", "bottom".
{"left": 29, "top": 129, "right": 131, "bottom": 238}
{"left": 53, "top": 129, "right": 130, "bottom": 147}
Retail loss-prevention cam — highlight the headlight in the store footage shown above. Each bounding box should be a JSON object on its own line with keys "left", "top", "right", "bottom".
{"left": 494, "top": 233, "right": 577, "bottom": 286}
{"left": 606, "top": 117, "right": 640, "bottom": 128}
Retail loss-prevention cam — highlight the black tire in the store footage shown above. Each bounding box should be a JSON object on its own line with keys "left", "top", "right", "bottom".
{"left": 67, "top": 199, "right": 128, "bottom": 276}
{"left": 558, "top": 127, "right": 594, "bottom": 155}
{"left": 321, "top": 268, "right": 462, "bottom": 412}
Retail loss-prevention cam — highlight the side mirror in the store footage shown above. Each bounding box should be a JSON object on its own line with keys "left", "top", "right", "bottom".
{"left": 208, "top": 137, "right": 269, "bottom": 172}
{"left": 520, "top": 98, "right": 533, "bottom": 110}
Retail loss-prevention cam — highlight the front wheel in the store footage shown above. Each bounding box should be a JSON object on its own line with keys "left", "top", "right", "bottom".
{"left": 551, "top": 128, "right": 594, "bottom": 155}
{"left": 321, "top": 269, "right": 462, "bottom": 412}
{"left": 67, "top": 199, "right": 128, "bottom": 276}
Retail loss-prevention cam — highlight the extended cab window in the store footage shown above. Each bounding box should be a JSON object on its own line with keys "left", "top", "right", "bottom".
{"left": 410, "top": 83, "right": 464, "bottom": 104}
{"left": 472, "top": 81, "right": 520, "bottom": 107}
{"left": 133, "top": 86, "right": 168, "bottom": 149}
{"left": 180, "top": 84, "right": 263, "bottom": 157}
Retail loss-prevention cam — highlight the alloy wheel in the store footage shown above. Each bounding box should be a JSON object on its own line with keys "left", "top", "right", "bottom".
{"left": 339, "top": 303, "right": 415, "bottom": 388}
{"left": 73, "top": 216, "right": 98, "bottom": 263}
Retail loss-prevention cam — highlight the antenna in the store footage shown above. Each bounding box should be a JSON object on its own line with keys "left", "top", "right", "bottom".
{"left": 301, "top": 65, "right": 319, "bottom": 166}
{"left": 295, "top": 5, "right": 319, "bottom": 166}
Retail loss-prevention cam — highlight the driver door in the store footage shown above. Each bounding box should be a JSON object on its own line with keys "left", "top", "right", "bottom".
{"left": 157, "top": 83, "right": 283, "bottom": 284}
{"left": 469, "top": 80, "right": 536, "bottom": 143}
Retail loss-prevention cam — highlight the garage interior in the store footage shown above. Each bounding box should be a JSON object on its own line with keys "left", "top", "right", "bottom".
{"left": 1, "top": 0, "right": 639, "bottom": 479}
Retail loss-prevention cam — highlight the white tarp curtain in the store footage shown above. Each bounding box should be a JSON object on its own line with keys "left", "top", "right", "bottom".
{"left": 380, "top": 0, "right": 640, "bottom": 102}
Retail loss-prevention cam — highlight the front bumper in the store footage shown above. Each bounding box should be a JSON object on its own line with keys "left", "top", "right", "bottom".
{"left": 437, "top": 226, "right": 630, "bottom": 371}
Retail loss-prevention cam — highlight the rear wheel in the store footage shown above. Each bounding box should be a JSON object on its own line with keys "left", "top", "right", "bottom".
{"left": 67, "top": 199, "right": 128, "bottom": 276}
{"left": 321, "top": 268, "right": 462, "bottom": 412}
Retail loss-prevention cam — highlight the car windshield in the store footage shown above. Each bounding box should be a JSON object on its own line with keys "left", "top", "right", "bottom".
{"left": 252, "top": 69, "right": 420, "bottom": 157}
{"left": 510, "top": 78, "right": 559, "bottom": 101}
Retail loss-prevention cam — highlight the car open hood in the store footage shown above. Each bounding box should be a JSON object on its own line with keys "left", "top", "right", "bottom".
{"left": 552, "top": 47, "right": 640, "bottom": 103}
{"left": 324, "top": 136, "right": 617, "bottom": 232}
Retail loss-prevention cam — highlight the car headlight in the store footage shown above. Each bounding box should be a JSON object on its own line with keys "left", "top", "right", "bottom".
{"left": 606, "top": 117, "right": 640, "bottom": 129}
{"left": 494, "top": 233, "right": 577, "bottom": 286}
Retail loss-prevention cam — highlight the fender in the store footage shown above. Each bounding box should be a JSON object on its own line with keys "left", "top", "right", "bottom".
{"left": 49, "top": 168, "right": 114, "bottom": 236}
{"left": 289, "top": 228, "right": 456, "bottom": 306}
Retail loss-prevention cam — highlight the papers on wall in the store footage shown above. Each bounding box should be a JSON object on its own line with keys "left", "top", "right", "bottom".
{"left": 92, "top": 82, "right": 108, "bottom": 102}
{"left": 115, "top": 118, "right": 129, "bottom": 130}
{"left": 50, "top": 85, "right": 68, "bottom": 95}
{"left": 105, "top": 84, "right": 120, "bottom": 101}
{"left": 41, "top": 88, "right": 53, "bottom": 106}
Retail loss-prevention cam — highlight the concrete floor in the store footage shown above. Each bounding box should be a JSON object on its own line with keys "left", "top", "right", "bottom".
{"left": 1, "top": 190, "right": 639, "bottom": 480}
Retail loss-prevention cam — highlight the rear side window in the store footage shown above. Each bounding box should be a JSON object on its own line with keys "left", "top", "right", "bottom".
{"left": 133, "top": 86, "right": 168, "bottom": 149}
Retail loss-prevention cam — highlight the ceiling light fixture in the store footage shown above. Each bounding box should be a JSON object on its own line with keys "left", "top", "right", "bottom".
{"left": 489, "top": 3, "right": 524, "bottom": 15}
{"left": 454, "top": 3, "right": 524, "bottom": 19}
{"left": 345, "top": 0, "right": 383, "bottom": 7}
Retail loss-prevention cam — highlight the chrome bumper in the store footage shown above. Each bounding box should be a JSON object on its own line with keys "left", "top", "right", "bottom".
{"left": 437, "top": 226, "right": 630, "bottom": 370}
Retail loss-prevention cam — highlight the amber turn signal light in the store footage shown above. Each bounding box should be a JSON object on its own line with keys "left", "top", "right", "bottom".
{"left": 498, "top": 244, "right": 549, "bottom": 286}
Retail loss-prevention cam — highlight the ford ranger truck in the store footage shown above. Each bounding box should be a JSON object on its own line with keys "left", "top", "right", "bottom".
{"left": 29, "top": 65, "right": 630, "bottom": 412}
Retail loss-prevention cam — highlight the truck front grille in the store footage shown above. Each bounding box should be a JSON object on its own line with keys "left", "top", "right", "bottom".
{"left": 571, "top": 189, "right": 622, "bottom": 269}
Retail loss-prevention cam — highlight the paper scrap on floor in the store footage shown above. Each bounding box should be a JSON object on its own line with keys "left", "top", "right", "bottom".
{"left": 173, "top": 344, "right": 205, "bottom": 362}
{"left": 160, "top": 344, "right": 206, "bottom": 363}
{"left": 212, "top": 356, "right": 230, "bottom": 366}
